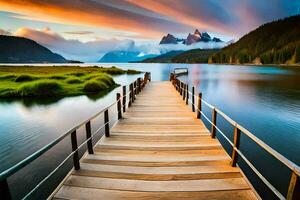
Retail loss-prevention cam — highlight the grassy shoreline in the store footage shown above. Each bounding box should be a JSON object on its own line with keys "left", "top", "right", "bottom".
{"left": 0, "top": 66, "right": 141, "bottom": 98}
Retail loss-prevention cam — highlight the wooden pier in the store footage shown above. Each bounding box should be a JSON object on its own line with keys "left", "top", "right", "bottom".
{"left": 1, "top": 71, "right": 299, "bottom": 200}
{"left": 53, "top": 81, "right": 257, "bottom": 199}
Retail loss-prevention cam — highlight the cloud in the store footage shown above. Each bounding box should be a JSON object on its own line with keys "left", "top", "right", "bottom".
{"left": 0, "top": 0, "right": 192, "bottom": 38}
{"left": 0, "top": 29, "right": 11, "bottom": 36}
{"left": 13, "top": 27, "right": 227, "bottom": 62}
{"left": 135, "top": 42, "right": 228, "bottom": 56}
{"left": 15, "top": 27, "right": 136, "bottom": 62}
{"left": 63, "top": 31, "right": 93, "bottom": 35}
{"left": 1, "top": 0, "right": 298, "bottom": 39}
{"left": 127, "top": 0, "right": 300, "bottom": 37}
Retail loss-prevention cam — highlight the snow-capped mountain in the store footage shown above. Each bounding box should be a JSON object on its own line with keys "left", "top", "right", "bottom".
{"left": 159, "top": 29, "right": 223, "bottom": 45}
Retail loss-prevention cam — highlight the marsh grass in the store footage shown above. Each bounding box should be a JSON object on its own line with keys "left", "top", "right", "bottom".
{"left": 0, "top": 65, "right": 138, "bottom": 98}
{"left": 17, "top": 80, "right": 63, "bottom": 97}
{"left": 15, "top": 74, "right": 37, "bottom": 82}
{"left": 84, "top": 80, "right": 108, "bottom": 93}
{"left": 65, "top": 77, "right": 82, "bottom": 84}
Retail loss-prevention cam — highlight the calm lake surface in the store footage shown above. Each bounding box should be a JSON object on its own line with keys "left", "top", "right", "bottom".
{"left": 1, "top": 63, "right": 300, "bottom": 199}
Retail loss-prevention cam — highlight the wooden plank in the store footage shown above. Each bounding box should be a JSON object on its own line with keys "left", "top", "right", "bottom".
{"left": 117, "top": 118, "right": 204, "bottom": 125}
{"left": 75, "top": 163, "right": 241, "bottom": 175}
{"left": 55, "top": 186, "right": 257, "bottom": 200}
{"left": 85, "top": 154, "right": 231, "bottom": 162}
{"left": 96, "top": 144, "right": 222, "bottom": 151}
{"left": 73, "top": 169, "right": 242, "bottom": 181}
{"left": 82, "top": 158, "right": 232, "bottom": 167}
{"left": 64, "top": 176, "right": 250, "bottom": 192}
{"left": 101, "top": 135, "right": 212, "bottom": 141}
{"left": 94, "top": 149, "right": 226, "bottom": 157}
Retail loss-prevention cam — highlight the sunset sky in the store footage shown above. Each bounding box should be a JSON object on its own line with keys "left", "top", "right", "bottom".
{"left": 0, "top": 0, "right": 299, "bottom": 61}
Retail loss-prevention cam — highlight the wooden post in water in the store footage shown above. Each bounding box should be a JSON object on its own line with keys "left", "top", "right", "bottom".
{"left": 104, "top": 109, "right": 110, "bottom": 137}
{"left": 287, "top": 171, "right": 300, "bottom": 200}
{"left": 71, "top": 130, "right": 80, "bottom": 170}
{"left": 192, "top": 87, "right": 195, "bottom": 112}
{"left": 231, "top": 125, "right": 241, "bottom": 167}
{"left": 122, "top": 86, "right": 126, "bottom": 112}
{"left": 117, "top": 93, "right": 122, "bottom": 119}
{"left": 186, "top": 85, "right": 189, "bottom": 105}
{"left": 197, "top": 93, "right": 202, "bottom": 118}
{"left": 211, "top": 108, "right": 217, "bottom": 138}
{"left": 85, "top": 121, "right": 93, "bottom": 154}
{"left": 0, "top": 179, "right": 11, "bottom": 200}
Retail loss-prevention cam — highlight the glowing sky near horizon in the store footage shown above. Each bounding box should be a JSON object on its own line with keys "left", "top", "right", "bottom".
{"left": 0, "top": 0, "right": 299, "bottom": 61}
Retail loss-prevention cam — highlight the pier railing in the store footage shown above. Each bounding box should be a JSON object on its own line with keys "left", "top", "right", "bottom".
{"left": 170, "top": 72, "right": 300, "bottom": 200}
{"left": 0, "top": 72, "right": 151, "bottom": 200}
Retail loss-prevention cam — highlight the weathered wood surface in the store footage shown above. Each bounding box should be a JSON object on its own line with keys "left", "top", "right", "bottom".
{"left": 53, "top": 81, "right": 258, "bottom": 200}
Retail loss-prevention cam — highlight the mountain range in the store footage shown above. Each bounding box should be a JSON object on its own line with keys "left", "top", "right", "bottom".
{"left": 98, "top": 51, "right": 157, "bottom": 63}
{"left": 160, "top": 29, "right": 222, "bottom": 45}
{"left": 0, "top": 35, "right": 67, "bottom": 63}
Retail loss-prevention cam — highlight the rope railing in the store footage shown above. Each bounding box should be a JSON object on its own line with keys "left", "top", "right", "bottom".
{"left": 170, "top": 72, "right": 300, "bottom": 200}
{"left": 0, "top": 72, "right": 151, "bottom": 200}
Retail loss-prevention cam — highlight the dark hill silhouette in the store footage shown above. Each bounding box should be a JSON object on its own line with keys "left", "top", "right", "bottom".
{"left": 0, "top": 35, "right": 67, "bottom": 63}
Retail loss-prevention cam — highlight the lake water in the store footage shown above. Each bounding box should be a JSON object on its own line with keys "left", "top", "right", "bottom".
{"left": 1, "top": 63, "right": 300, "bottom": 199}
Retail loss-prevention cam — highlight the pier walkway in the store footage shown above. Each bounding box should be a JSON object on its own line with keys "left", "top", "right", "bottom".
{"left": 53, "top": 81, "right": 257, "bottom": 200}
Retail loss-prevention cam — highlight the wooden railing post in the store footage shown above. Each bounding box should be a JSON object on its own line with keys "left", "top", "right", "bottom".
{"left": 197, "top": 93, "right": 202, "bottom": 119}
{"left": 138, "top": 78, "right": 141, "bottom": 93}
{"left": 71, "top": 130, "right": 80, "bottom": 170}
{"left": 211, "top": 108, "right": 217, "bottom": 138}
{"left": 117, "top": 93, "right": 122, "bottom": 119}
{"left": 133, "top": 81, "right": 136, "bottom": 101}
{"left": 192, "top": 87, "right": 195, "bottom": 112}
{"left": 104, "top": 109, "right": 110, "bottom": 137}
{"left": 85, "top": 121, "right": 93, "bottom": 154}
{"left": 287, "top": 171, "right": 300, "bottom": 200}
{"left": 122, "top": 85, "right": 126, "bottom": 112}
{"left": 180, "top": 82, "right": 183, "bottom": 96}
{"left": 129, "top": 83, "right": 133, "bottom": 105}
{"left": 183, "top": 84, "right": 186, "bottom": 100}
{"left": 186, "top": 84, "right": 189, "bottom": 105}
{"left": 231, "top": 125, "right": 241, "bottom": 167}
{"left": 0, "top": 179, "right": 11, "bottom": 200}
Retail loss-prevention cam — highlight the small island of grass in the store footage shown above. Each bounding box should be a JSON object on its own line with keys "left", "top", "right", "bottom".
{"left": 0, "top": 65, "right": 141, "bottom": 98}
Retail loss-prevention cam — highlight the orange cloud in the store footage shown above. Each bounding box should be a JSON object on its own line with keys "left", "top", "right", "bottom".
{"left": 125, "top": 0, "right": 237, "bottom": 36}
{"left": 0, "top": 0, "right": 191, "bottom": 38}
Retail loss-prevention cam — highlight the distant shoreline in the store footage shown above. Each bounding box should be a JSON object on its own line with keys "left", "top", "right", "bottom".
{"left": 0, "top": 62, "right": 299, "bottom": 68}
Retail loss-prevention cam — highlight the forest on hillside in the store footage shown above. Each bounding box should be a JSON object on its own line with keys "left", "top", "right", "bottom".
{"left": 210, "top": 15, "right": 300, "bottom": 64}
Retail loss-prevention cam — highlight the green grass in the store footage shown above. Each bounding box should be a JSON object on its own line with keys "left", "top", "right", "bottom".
{"left": 17, "top": 80, "right": 63, "bottom": 97}
{"left": 15, "top": 74, "right": 37, "bottom": 82}
{"left": 65, "top": 77, "right": 82, "bottom": 84}
{"left": 83, "top": 80, "right": 108, "bottom": 93}
{"left": 0, "top": 65, "right": 141, "bottom": 98}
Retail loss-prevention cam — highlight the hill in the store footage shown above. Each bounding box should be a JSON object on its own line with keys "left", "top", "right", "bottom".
{"left": 0, "top": 35, "right": 67, "bottom": 63}
{"left": 141, "top": 51, "right": 184, "bottom": 63}
{"left": 172, "top": 49, "right": 220, "bottom": 63}
{"left": 210, "top": 15, "right": 300, "bottom": 64}
{"left": 140, "top": 49, "right": 219, "bottom": 63}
